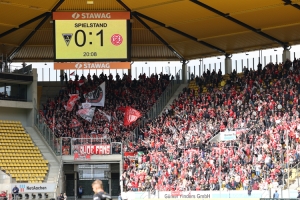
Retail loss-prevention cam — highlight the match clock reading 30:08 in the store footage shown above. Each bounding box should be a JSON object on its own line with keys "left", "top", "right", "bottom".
{"left": 53, "top": 12, "right": 130, "bottom": 61}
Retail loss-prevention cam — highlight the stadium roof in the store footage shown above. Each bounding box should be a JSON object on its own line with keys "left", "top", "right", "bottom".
{"left": 0, "top": 0, "right": 299, "bottom": 62}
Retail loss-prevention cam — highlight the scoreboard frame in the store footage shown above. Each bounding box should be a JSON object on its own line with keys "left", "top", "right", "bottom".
{"left": 52, "top": 12, "right": 131, "bottom": 62}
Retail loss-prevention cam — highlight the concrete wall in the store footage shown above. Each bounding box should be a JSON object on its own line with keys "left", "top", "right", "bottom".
{"left": 0, "top": 107, "right": 31, "bottom": 126}
{"left": 0, "top": 69, "right": 37, "bottom": 126}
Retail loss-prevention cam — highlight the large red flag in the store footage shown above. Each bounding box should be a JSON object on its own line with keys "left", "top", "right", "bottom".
{"left": 65, "top": 94, "right": 79, "bottom": 111}
{"left": 123, "top": 106, "right": 141, "bottom": 126}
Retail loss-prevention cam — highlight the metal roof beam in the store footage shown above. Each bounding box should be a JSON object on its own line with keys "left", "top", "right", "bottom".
{"left": 116, "top": 0, "right": 131, "bottom": 11}
{"left": 190, "top": 0, "right": 288, "bottom": 48}
{"left": 9, "top": 0, "right": 65, "bottom": 61}
{"left": 133, "top": 14, "right": 184, "bottom": 60}
{"left": 0, "top": 13, "right": 48, "bottom": 38}
{"left": 283, "top": 0, "right": 300, "bottom": 10}
{"left": 9, "top": 14, "right": 51, "bottom": 61}
{"left": 133, "top": 11, "right": 226, "bottom": 54}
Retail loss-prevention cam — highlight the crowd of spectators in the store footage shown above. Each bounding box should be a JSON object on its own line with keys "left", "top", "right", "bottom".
{"left": 40, "top": 72, "right": 170, "bottom": 152}
{"left": 121, "top": 58, "right": 300, "bottom": 192}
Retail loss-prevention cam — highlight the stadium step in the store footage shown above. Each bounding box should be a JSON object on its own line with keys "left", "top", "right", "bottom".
{"left": 160, "top": 83, "right": 188, "bottom": 115}
{"left": 24, "top": 127, "right": 60, "bottom": 185}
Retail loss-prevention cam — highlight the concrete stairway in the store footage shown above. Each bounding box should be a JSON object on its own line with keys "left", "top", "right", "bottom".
{"left": 25, "top": 127, "right": 60, "bottom": 183}
{"left": 38, "top": 81, "right": 64, "bottom": 110}
{"left": 159, "top": 83, "right": 188, "bottom": 116}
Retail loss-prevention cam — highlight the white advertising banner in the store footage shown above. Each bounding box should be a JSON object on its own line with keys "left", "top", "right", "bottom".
{"left": 12, "top": 183, "right": 56, "bottom": 193}
{"left": 159, "top": 191, "right": 211, "bottom": 199}
{"left": 220, "top": 130, "right": 236, "bottom": 141}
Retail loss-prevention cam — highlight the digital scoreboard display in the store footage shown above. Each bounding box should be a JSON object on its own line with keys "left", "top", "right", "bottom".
{"left": 53, "top": 12, "right": 130, "bottom": 61}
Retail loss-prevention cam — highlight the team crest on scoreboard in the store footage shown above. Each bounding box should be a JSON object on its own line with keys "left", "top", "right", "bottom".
{"left": 62, "top": 33, "right": 73, "bottom": 46}
{"left": 111, "top": 34, "right": 123, "bottom": 46}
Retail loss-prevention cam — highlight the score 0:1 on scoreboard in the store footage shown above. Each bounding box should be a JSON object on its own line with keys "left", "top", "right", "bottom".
{"left": 53, "top": 12, "right": 130, "bottom": 61}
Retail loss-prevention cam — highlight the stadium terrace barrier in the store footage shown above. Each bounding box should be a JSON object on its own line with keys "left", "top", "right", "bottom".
{"left": 34, "top": 110, "right": 60, "bottom": 156}
{"left": 33, "top": 113, "right": 124, "bottom": 157}
{"left": 60, "top": 137, "right": 122, "bottom": 157}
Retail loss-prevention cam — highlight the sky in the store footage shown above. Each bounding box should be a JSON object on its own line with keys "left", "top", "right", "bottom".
{"left": 8, "top": 44, "right": 300, "bottom": 82}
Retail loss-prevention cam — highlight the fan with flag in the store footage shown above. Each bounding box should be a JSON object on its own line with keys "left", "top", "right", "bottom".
{"left": 121, "top": 106, "right": 142, "bottom": 126}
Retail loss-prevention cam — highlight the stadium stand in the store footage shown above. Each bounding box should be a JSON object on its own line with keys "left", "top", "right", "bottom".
{"left": 38, "top": 58, "right": 300, "bottom": 192}
{"left": 40, "top": 72, "right": 170, "bottom": 140}
{"left": 120, "top": 58, "right": 300, "bottom": 191}
{"left": 0, "top": 120, "right": 48, "bottom": 183}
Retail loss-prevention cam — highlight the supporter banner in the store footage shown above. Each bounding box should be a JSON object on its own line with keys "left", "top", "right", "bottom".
{"left": 73, "top": 144, "right": 110, "bottom": 155}
{"left": 124, "top": 152, "right": 137, "bottom": 157}
{"left": 65, "top": 94, "right": 79, "bottom": 111}
{"left": 12, "top": 183, "right": 56, "bottom": 193}
{"left": 54, "top": 62, "right": 130, "bottom": 70}
{"left": 77, "top": 107, "right": 95, "bottom": 123}
{"left": 84, "top": 82, "right": 105, "bottom": 107}
{"left": 124, "top": 106, "right": 141, "bottom": 126}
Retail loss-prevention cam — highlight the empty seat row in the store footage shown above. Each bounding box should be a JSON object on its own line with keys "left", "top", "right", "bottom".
{"left": 0, "top": 120, "right": 21, "bottom": 124}
{"left": 0, "top": 156, "right": 48, "bottom": 161}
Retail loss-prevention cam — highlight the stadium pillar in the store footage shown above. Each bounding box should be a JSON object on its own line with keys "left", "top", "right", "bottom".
{"left": 224, "top": 54, "right": 232, "bottom": 74}
{"left": 128, "top": 61, "right": 133, "bottom": 77}
{"left": 128, "top": 67, "right": 131, "bottom": 76}
{"left": 182, "top": 60, "right": 188, "bottom": 83}
{"left": 282, "top": 48, "right": 291, "bottom": 62}
{"left": 60, "top": 70, "right": 64, "bottom": 79}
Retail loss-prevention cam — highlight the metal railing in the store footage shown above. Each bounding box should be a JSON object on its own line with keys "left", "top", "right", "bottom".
{"left": 0, "top": 65, "right": 32, "bottom": 75}
{"left": 34, "top": 109, "right": 60, "bottom": 156}
{"left": 132, "top": 80, "right": 181, "bottom": 141}
{"left": 54, "top": 156, "right": 63, "bottom": 197}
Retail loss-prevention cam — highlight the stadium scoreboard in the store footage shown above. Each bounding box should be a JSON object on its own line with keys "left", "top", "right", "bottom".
{"left": 53, "top": 12, "right": 130, "bottom": 61}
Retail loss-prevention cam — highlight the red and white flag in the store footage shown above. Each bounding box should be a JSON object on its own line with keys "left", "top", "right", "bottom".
{"left": 65, "top": 94, "right": 79, "bottom": 111}
{"left": 77, "top": 107, "right": 96, "bottom": 123}
{"left": 70, "top": 71, "right": 75, "bottom": 76}
{"left": 123, "top": 106, "right": 142, "bottom": 126}
{"left": 98, "top": 109, "right": 111, "bottom": 122}
{"left": 84, "top": 82, "right": 105, "bottom": 107}
{"left": 79, "top": 79, "right": 85, "bottom": 86}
